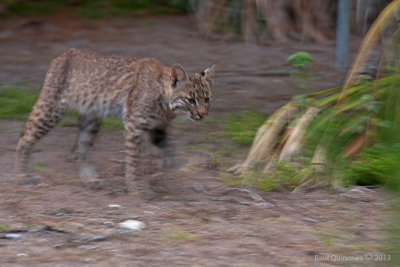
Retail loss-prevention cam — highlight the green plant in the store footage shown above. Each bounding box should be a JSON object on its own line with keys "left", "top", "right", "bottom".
{"left": 345, "top": 144, "right": 399, "bottom": 186}
{"left": 223, "top": 162, "right": 306, "bottom": 192}
{"left": 2, "top": 0, "right": 67, "bottom": 16}
{"left": 222, "top": 110, "right": 266, "bottom": 146}
{"left": 288, "top": 51, "right": 314, "bottom": 89}
{"left": 288, "top": 52, "right": 313, "bottom": 68}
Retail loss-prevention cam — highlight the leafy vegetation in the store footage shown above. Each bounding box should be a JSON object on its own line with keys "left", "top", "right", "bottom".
{"left": 1, "top": 0, "right": 191, "bottom": 18}
{"left": 229, "top": 76, "right": 400, "bottom": 191}
{"left": 221, "top": 110, "right": 266, "bottom": 146}
{"left": 288, "top": 51, "right": 314, "bottom": 89}
{"left": 225, "top": 162, "right": 306, "bottom": 192}
{"left": 288, "top": 52, "right": 313, "bottom": 68}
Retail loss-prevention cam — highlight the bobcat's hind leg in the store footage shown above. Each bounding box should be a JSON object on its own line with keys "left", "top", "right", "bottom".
{"left": 15, "top": 52, "right": 69, "bottom": 179}
{"left": 73, "top": 115, "right": 102, "bottom": 181}
{"left": 15, "top": 99, "right": 67, "bottom": 178}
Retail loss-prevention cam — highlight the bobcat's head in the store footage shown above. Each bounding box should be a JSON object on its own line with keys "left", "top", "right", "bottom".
{"left": 169, "top": 63, "right": 216, "bottom": 121}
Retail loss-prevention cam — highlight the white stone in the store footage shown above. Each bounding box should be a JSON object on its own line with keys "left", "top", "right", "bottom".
{"left": 118, "top": 220, "right": 145, "bottom": 231}
{"left": 108, "top": 204, "right": 122, "bottom": 209}
{"left": 5, "top": 233, "right": 22, "bottom": 239}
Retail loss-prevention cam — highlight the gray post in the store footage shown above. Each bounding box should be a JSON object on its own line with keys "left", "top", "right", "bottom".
{"left": 335, "top": 0, "right": 351, "bottom": 71}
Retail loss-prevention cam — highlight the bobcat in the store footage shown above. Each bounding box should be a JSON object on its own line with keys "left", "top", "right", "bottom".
{"left": 15, "top": 48, "right": 215, "bottom": 188}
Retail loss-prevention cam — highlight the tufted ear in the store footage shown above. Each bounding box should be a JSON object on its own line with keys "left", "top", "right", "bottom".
{"left": 170, "top": 63, "right": 188, "bottom": 88}
{"left": 201, "top": 64, "right": 216, "bottom": 82}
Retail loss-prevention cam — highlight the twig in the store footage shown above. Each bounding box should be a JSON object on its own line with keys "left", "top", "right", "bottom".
{"left": 193, "top": 183, "right": 274, "bottom": 207}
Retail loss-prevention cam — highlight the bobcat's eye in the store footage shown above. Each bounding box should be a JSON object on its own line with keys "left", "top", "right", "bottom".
{"left": 187, "top": 98, "right": 197, "bottom": 105}
{"left": 205, "top": 97, "right": 210, "bottom": 104}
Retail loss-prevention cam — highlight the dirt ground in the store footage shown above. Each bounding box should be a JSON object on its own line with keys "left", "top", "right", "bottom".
{"left": 0, "top": 14, "right": 390, "bottom": 266}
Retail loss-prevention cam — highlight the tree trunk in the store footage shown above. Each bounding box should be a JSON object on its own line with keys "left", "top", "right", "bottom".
{"left": 242, "top": 0, "right": 259, "bottom": 43}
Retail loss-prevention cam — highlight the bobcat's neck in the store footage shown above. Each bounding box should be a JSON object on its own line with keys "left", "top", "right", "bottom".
{"left": 162, "top": 66, "right": 173, "bottom": 100}
{"left": 161, "top": 66, "right": 176, "bottom": 120}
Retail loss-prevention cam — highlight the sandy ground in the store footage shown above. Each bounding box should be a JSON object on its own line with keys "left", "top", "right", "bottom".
{"left": 0, "top": 14, "right": 390, "bottom": 266}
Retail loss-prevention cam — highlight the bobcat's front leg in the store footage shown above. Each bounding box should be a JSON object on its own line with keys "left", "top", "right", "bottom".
{"left": 149, "top": 128, "right": 175, "bottom": 170}
{"left": 73, "top": 115, "right": 102, "bottom": 181}
{"left": 124, "top": 120, "right": 147, "bottom": 189}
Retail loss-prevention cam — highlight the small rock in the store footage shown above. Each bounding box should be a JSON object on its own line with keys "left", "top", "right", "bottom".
{"left": 84, "top": 235, "right": 107, "bottom": 243}
{"left": 255, "top": 202, "right": 274, "bottom": 208}
{"left": 303, "top": 217, "right": 318, "bottom": 223}
{"left": 53, "top": 244, "right": 64, "bottom": 249}
{"left": 143, "top": 211, "right": 155, "bottom": 215}
{"left": 80, "top": 245, "right": 101, "bottom": 250}
{"left": 16, "top": 253, "right": 28, "bottom": 257}
{"left": 349, "top": 188, "right": 365, "bottom": 194}
{"left": 118, "top": 220, "right": 145, "bottom": 231}
{"left": 4, "top": 233, "right": 23, "bottom": 239}
{"left": 83, "top": 258, "right": 96, "bottom": 263}
{"left": 108, "top": 204, "right": 122, "bottom": 209}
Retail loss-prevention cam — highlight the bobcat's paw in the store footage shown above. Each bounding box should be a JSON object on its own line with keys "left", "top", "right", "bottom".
{"left": 79, "top": 164, "right": 99, "bottom": 181}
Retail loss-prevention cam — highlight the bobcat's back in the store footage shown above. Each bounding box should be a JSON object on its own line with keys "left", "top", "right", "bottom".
{"left": 50, "top": 48, "right": 149, "bottom": 117}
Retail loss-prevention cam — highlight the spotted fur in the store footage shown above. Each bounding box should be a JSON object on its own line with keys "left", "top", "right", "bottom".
{"left": 15, "top": 48, "right": 215, "bottom": 186}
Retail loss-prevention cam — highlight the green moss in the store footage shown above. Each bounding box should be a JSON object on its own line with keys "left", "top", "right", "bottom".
{"left": 0, "top": 87, "right": 37, "bottom": 121}
{"left": 59, "top": 109, "right": 79, "bottom": 127}
{"left": 163, "top": 231, "right": 199, "bottom": 241}
{"left": 101, "top": 117, "right": 124, "bottom": 130}
{"left": 222, "top": 110, "right": 266, "bottom": 146}
{"left": 0, "top": 224, "right": 11, "bottom": 232}
{"left": 221, "top": 162, "right": 306, "bottom": 192}
{"left": 185, "top": 145, "right": 212, "bottom": 151}
{"left": 32, "top": 161, "right": 47, "bottom": 167}
{"left": 315, "top": 233, "right": 335, "bottom": 248}
{"left": 262, "top": 216, "right": 284, "bottom": 224}
{"left": 0, "top": 87, "right": 124, "bottom": 132}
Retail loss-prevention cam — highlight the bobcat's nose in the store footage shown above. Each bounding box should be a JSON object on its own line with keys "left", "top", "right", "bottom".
{"left": 198, "top": 113, "right": 206, "bottom": 119}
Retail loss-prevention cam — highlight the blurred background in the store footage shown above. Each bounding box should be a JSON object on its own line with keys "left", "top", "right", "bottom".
{"left": 0, "top": 0, "right": 399, "bottom": 266}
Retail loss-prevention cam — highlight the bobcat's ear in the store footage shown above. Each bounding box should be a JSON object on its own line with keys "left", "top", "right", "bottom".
{"left": 170, "top": 63, "right": 188, "bottom": 88}
{"left": 201, "top": 64, "right": 216, "bottom": 83}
